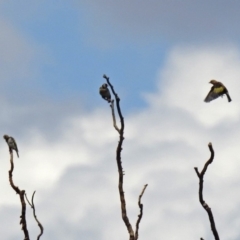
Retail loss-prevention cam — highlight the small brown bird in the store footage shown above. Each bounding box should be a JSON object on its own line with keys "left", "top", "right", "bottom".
{"left": 3, "top": 135, "right": 19, "bottom": 158}
{"left": 99, "top": 83, "right": 111, "bottom": 102}
{"left": 204, "top": 80, "right": 232, "bottom": 103}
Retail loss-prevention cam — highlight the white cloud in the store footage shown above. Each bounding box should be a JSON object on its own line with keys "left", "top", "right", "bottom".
{"left": 2, "top": 44, "right": 240, "bottom": 239}
{"left": 145, "top": 45, "right": 240, "bottom": 126}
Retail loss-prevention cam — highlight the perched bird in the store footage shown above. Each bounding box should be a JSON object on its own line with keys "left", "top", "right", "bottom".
{"left": 3, "top": 135, "right": 19, "bottom": 158}
{"left": 99, "top": 83, "right": 111, "bottom": 102}
{"left": 204, "top": 80, "right": 232, "bottom": 103}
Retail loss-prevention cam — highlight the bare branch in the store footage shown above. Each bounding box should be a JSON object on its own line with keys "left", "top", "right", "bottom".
{"left": 8, "top": 151, "right": 30, "bottom": 240}
{"left": 194, "top": 143, "right": 220, "bottom": 240}
{"left": 110, "top": 100, "right": 120, "bottom": 133}
{"left": 103, "top": 74, "right": 134, "bottom": 240}
{"left": 103, "top": 74, "right": 124, "bottom": 133}
{"left": 24, "top": 192, "right": 32, "bottom": 207}
{"left": 135, "top": 184, "right": 148, "bottom": 240}
{"left": 25, "top": 191, "right": 44, "bottom": 240}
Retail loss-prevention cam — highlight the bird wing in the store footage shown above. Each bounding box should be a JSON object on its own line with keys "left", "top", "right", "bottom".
{"left": 10, "top": 137, "right": 18, "bottom": 152}
{"left": 204, "top": 86, "right": 222, "bottom": 102}
{"left": 13, "top": 138, "right": 18, "bottom": 152}
{"left": 105, "top": 90, "right": 111, "bottom": 99}
{"left": 99, "top": 87, "right": 104, "bottom": 94}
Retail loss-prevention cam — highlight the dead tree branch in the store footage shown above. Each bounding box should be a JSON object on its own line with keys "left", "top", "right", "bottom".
{"left": 135, "top": 184, "right": 148, "bottom": 240}
{"left": 103, "top": 74, "right": 148, "bottom": 240}
{"left": 25, "top": 191, "right": 44, "bottom": 240}
{"left": 8, "top": 151, "right": 30, "bottom": 240}
{"left": 103, "top": 74, "right": 133, "bottom": 239}
{"left": 110, "top": 100, "right": 120, "bottom": 133}
{"left": 194, "top": 143, "right": 220, "bottom": 240}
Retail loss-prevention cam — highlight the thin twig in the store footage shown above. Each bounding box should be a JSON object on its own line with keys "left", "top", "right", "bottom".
{"left": 25, "top": 191, "right": 44, "bottom": 240}
{"left": 8, "top": 151, "right": 30, "bottom": 240}
{"left": 110, "top": 100, "right": 120, "bottom": 133}
{"left": 24, "top": 192, "right": 32, "bottom": 207}
{"left": 103, "top": 74, "right": 134, "bottom": 240}
{"left": 135, "top": 184, "right": 148, "bottom": 240}
{"left": 194, "top": 143, "right": 220, "bottom": 240}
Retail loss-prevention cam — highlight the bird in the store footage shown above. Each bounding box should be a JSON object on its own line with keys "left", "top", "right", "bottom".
{"left": 3, "top": 135, "right": 19, "bottom": 158}
{"left": 99, "top": 83, "right": 111, "bottom": 102}
{"left": 204, "top": 80, "right": 232, "bottom": 102}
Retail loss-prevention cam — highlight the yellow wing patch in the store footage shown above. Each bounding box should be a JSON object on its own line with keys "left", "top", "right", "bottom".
{"left": 213, "top": 86, "right": 224, "bottom": 94}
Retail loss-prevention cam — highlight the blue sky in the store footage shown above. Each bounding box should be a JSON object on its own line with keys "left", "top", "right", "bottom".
{"left": 0, "top": 1, "right": 169, "bottom": 111}
{"left": 1, "top": 1, "right": 240, "bottom": 240}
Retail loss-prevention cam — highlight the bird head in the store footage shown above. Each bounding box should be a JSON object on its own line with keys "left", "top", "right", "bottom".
{"left": 102, "top": 83, "right": 108, "bottom": 88}
{"left": 209, "top": 80, "right": 217, "bottom": 85}
{"left": 3, "top": 135, "right": 9, "bottom": 140}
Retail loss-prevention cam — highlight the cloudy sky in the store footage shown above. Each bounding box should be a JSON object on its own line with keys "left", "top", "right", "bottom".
{"left": 1, "top": 1, "right": 240, "bottom": 239}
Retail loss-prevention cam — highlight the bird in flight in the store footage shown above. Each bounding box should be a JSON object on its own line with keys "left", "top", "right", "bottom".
{"left": 204, "top": 80, "right": 232, "bottom": 103}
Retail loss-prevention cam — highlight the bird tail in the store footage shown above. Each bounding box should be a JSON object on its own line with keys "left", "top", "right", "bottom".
{"left": 226, "top": 93, "right": 232, "bottom": 102}
{"left": 16, "top": 151, "right": 19, "bottom": 158}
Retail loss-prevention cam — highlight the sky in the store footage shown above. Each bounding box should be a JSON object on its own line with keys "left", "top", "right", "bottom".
{"left": 0, "top": 1, "right": 240, "bottom": 239}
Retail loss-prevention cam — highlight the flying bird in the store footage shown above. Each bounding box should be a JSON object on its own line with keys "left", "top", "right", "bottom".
{"left": 99, "top": 83, "right": 111, "bottom": 102}
{"left": 3, "top": 135, "right": 19, "bottom": 158}
{"left": 204, "top": 80, "right": 232, "bottom": 103}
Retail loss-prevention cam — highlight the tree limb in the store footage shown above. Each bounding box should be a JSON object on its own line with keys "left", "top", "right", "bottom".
{"left": 25, "top": 191, "right": 44, "bottom": 240}
{"left": 194, "top": 143, "right": 220, "bottom": 240}
{"left": 103, "top": 74, "right": 148, "bottom": 240}
{"left": 103, "top": 74, "right": 134, "bottom": 240}
{"left": 110, "top": 100, "right": 120, "bottom": 133}
{"left": 8, "top": 151, "right": 30, "bottom": 240}
{"left": 135, "top": 184, "right": 148, "bottom": 240}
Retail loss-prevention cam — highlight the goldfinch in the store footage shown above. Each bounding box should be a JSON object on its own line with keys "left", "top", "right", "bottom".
{"left": 204, "top": 80, "right": 231, "bottom": 102}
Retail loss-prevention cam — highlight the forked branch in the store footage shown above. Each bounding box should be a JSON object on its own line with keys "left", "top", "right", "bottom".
{"left": 194, "top": 143, "right": 220, "bottom": 240}
{"left": 103, "top": 74, "right": 147, "bottom": 240}
{"left": 25, "top": 191, "right": 44, "bottom": 240}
